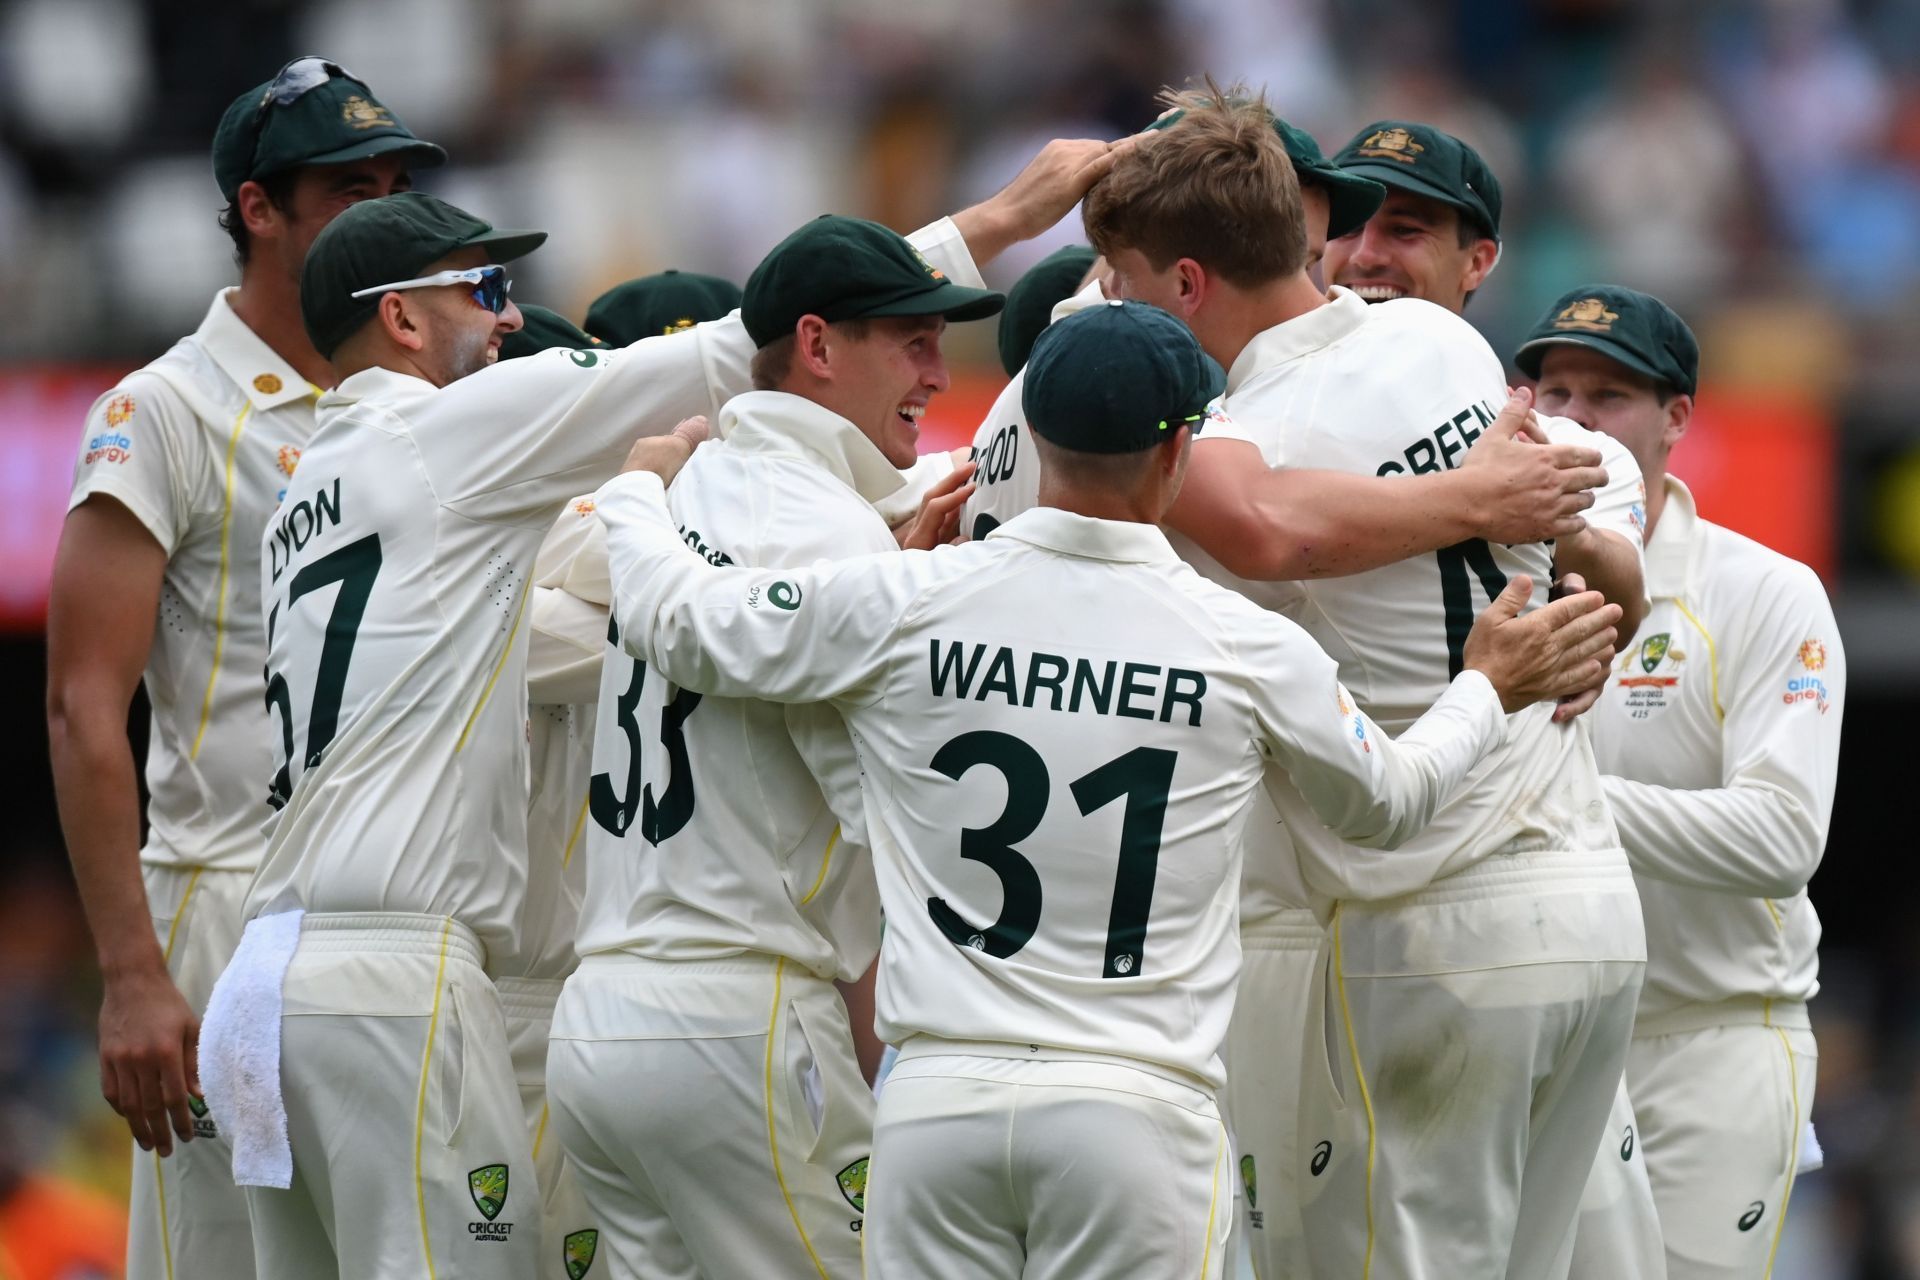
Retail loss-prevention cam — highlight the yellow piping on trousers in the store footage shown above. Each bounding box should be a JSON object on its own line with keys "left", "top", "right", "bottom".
{"left": 1763, "top": 1012, "right": 1802, "bottom": 1279}
{"left": 412, "top": 919, "right": 455, "bottom": 1279}
{"left": 1198, "top": 1123, "right": 1227, "bottom": 1277}
{"left": 763, "top": 957, "right": 831, "bottom": 1279}
{"left": 149, "top": 865, "right": 203, "bottom": 1280}
{"left": 1332, "top": 907, "right": 1378, "bottom": 1280}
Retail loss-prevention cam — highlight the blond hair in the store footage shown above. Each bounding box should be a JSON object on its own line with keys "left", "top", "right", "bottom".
{"left": 1082, "top": 81, "right": 1307, "bottom": 287}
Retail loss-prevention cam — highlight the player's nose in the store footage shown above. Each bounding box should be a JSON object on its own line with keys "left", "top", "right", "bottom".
{"left": 497, "top": 300, "right": 525, "bottom": 335}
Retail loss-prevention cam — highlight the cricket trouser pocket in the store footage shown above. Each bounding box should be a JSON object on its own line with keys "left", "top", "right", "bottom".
{"left": 547, "top": 952, "right": 873, "bottom": 1280}
{"left": 497, "top": 974, "right": 593, "bottom": 1280}
{"left": 242, "top": 913, "right": 538, "bottom": 1280}
{"left": 868, "top": 1044, "right": 1232, "bottom": 1280}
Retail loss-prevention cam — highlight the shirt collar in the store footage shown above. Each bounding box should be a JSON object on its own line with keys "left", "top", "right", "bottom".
{"left": 318, "top": 365, "right": 438, "bottom": 419}
{"left": 197, "top": 289, "right": 321, "bottom": 411}
{"left": 716, "top": 390, "right": 908, "bottom": 505}
{"left": 1225, "top": 286, "right": 1370, "bottom": 394}
{"left": 987, "top": 506, "right": 1180, "bottom": 565}
{"left": 1645, "top": 474, "right": 1698, "bottom": 596}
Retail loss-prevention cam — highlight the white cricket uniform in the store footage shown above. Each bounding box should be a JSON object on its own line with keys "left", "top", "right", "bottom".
{"left": 514, "top": 498, "right": 611, "bottom": 1280}
{"left": 243, "top": 308, "right": 766, "bottom": 1279}
{"left": 66, "top": 289, "right": 319, "bottom": 1280}
{"left": 549, "top": 392, "right": 895, "bottom": 1280}
{"left": 595, "top": 469, "right": 1521, "bottom": 1280}
{"left": 1206, "top": 288, "right": 1646, "bottom": 1280}
{"left": 1591, "top": 476, "right": 1842, "bottom": 1280}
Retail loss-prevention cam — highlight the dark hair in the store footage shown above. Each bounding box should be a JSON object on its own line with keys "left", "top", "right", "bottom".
{"left": 218, "top": 169, "right": 301, "bottom": 266}
{"left": 749, "top": 317, "right": 874, "bottom": 390}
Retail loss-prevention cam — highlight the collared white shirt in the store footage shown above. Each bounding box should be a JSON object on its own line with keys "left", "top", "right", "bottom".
{"left": 67, "top": 289, "right": 318, "bottom": 871}
{"left": 251, "top": 220, "right": 983, "bottom": 968}
{"left": 594, "top": 472, "right": 1508, "bottom": 1085}
{"left": 1592, "top": 477, "right": 1844, "bottom": 1015}
{"left": 1206, "top": 289, "right": 1626, "bottom": 907}
{"left": 574, "top": 391, "right": 903, "bottom": 980}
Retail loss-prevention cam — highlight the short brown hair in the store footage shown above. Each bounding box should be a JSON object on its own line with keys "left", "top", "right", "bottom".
{"left": 749, "top": 317, "right": 872, "bottom": 390}
{"left": 1083, "top": 82, "right": 1307, "bottom": 288}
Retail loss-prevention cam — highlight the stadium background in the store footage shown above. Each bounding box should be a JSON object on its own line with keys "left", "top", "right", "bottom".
{"left": 1, "top": 0, "right": 1915, "bottom": 1273}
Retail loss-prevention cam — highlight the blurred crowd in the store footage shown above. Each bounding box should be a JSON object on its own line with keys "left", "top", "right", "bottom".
{"left": 3, "top": 0, "right": 1918, "bottom": 1275}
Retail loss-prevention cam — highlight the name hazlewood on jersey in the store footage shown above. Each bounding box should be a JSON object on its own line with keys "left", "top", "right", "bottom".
{"left": 929, "top": 639, "right": 1209, "bottom": 726}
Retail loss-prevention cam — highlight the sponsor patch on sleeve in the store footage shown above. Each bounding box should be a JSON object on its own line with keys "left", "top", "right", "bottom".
{"left": 1782, "top": 638, "right": 1832, "bottom": 712}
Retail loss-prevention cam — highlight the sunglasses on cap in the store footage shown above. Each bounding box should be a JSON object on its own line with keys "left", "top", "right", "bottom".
{"left": 256, "top": 55, "right": 358, "bottom": 117}
{"left": 351, "top": 265, "right": 513, "bottom": 313}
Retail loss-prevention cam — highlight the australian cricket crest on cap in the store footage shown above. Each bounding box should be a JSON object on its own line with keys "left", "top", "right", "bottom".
{"left": 563, "top": 1229, "right": 599, "bottom": 1279}
{"left": 1357, "top": 126, "right": 1424, "bottom": 163}
{"left": 1553, "top": 297, "right": 1619, "bottom": 333}
{"left": 837, "top": 1157, "right": 869, "bottom": 1212}
{"left": 340, "top": 94, "right": 395, "bottom": 130}
{"left": 909, "top": 246, "right": 946, "bottom": 281}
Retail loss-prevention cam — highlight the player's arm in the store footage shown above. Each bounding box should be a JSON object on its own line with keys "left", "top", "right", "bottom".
{"left": 596, "top": 467, "right": 911, "bottom": 706}
{"left": 1167, "top": 393, "right": 1606, "bottom": 581}
{"left": 1250, "top": 577, "right": 1618, "bottom": 847}
{"left": 1540, "top": 418, "right": 1648, "bottom": 643}
{"left": 948, "top": 138, "right": 1133, "bottom": 267}
{"left": 1600, "top": 568, "right": 1843, "bottom": 898}
{"left": 527, "top": 500, "right": 611, "bottom": 705}
{"left": 46, "top": 496, "right": 200, "bottom": 1156}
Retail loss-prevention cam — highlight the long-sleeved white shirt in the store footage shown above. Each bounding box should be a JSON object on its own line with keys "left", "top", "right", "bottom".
{"left": 1592, "top": 477, "right": 1844, "bottom": 1015}
{"left": 250, "top": 218, "right": 988, "bottom": 968}
{"left": 594, "top": 470, "right": 1510, "bottom": 1086}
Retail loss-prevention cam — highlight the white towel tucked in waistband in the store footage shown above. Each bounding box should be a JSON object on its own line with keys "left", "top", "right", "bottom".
{"left": 199, "top": 908, "right": 304, "bottom": 1188}
{"left": 1798, "top": 1119, "right": 1825, "bottom": 1174}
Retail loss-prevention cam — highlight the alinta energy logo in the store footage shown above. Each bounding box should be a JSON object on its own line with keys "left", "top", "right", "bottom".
{"left": 467, "top": 1163, "right": 514, "bottom": 1242}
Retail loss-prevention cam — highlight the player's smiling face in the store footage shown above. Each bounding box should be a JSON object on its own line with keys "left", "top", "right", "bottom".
{"left": 1534, "top": 346, "right": 1690, "bottom": 480}
{"left": 403, "top": 246, "right": 525, "bottom": 386}
{"left": 264, "top": 155, "right": 415, "bottom": 286}
{"left": 1323, "top": 190, "right": 1493, "bottom": 315}
{"left": 825, "top": 315, "right": 950, "bottom": 469}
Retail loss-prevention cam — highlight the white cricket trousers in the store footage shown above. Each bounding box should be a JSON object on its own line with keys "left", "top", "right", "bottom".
{"left": 242, "top": 913, "right": 539, "bottom": 1279}
{"left": 1220, "top": 909, "right": 1322, "bottom": 1280}
{"left": 866, "top": 1043, "right": 1233, "bottom": 1280}
{"left": 547, "top": 953, "right": 874, "bottom": 1279}
{"left": 1298, "top": 850, "right": 1646, "bottom": 1280}
{"left": 1561, "top": 1079, "right": 1666, "bottom": 1280}
{"left": 498, "top": 975, "right": 595, "bottom": 1280}
{"left": 1628, "top": 1000, "right": 1818, "bottom": 1280}
{"left": 127, "top": 864, "right": 256, "bottom": 1280}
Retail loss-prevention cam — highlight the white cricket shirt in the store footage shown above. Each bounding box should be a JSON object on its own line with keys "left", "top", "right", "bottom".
{"left": 595, "top": 471, "right": 1510, "bottom": 1086}
{"left": 250, "top": 221, "right": 982, "bottom": 968}
{"left": 67, "top": 290, "right": 319, "bottom": 872}
{"left": 1592, "top": 478, "right": 1843, "bottom": 1016}
{"left": 573, "top": 391, "right": 895, "bottom": 981}
{"left": 1207, "top": 288, "right": 1628, "bottom": 905}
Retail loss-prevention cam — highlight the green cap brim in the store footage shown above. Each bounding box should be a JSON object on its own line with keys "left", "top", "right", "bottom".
{"left": 860, "top": 281, "right": 1005, "bottom": 324}
{"left": 1303, "top": 164, "right": 1387, "bottom": 240}
{"left": 1513, "top": 333, "right": 1671, "bottom": 385}
{"left": 461, "top": 228, "right": 548, "bottom": 264}
{"left": 1338, "top": 161, "right": 1496, "bottom": 239}
{"left": 265, "top": 134, "right": 449, "bottom": 179}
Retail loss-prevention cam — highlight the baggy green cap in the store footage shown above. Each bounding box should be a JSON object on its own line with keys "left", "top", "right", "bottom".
{"left": 212, "top": 57, "right": 446, "bottom": 202}
{"left": 1514, "top": 284, "right": 1699, "bottom": 396}
{"left": 1147, "top": 103, "right": 1386, "bottom": 240}
{"left": 498, "top": 304, "right": 604, "bottom": 361}
{"left": 1023, "top": 300, "right": 1225, "bottom": 454}
{"left": 301, "top": 192, "right": 547, "bottom": 358}
{"left": 997, "top": 245, "right": 1097, "bottom": 377}
{"left": 1333, "top": 120, "right": 1502, "bottom": 241}
{"left": 742, "top": 215, "right": 1004, "bottom": 349}
{"left": 584, "top": 270, "right": 743, "bottom": 346}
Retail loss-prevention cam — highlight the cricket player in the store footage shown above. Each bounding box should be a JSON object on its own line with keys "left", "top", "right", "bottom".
{"left": 593, "top": 297, "right": 1621, "bottom": 1280}
{"left": 221, "top": 134, "right": 1134, "bottom": 1276}
{"left": 1333, "top": 120, "right": 1669, "bottom": 1277}
{"left": 548, "top": 214, "right": 999, "bottom": 1279}
{"left": 1519, "top": 286, "right": 1844, "bottom": 1280}
{"left": 1086, "top": 91, "right": 1650, "bottom": 1277}
{"left": 586, "top": 269, "right": 743, "bottom": 345}
{"left": 44, "top": 57, "right": 441, "bottom": 1280}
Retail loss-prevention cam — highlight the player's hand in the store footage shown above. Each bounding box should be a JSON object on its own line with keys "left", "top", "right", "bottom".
{"left": 1543, "top": 571, "right": 1610, "bottom": 721}
{"left": 621, "top": 415, "right": 709, "bottom": 486}
{"left": 1462, "top": 574, "right": 1621, "bottom": 714}
{"left": 953, "top": 137, "right": 1141, "bottom": 264}
{"left": 99, "top": 966, "right": 200, "bottom": 1155}
{"left": 897, "top": 461, "right": 976, "bottom": 551}
{"left": 1460, "top": 389, "right": 1606, "bottom": 544}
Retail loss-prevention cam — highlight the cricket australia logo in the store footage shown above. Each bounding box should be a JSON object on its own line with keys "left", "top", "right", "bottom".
{"left": 1553, "top": 297, "right": 1619, "bottom": 333}
{"left": 1618, "top": 631, "right": 1684, "bottom": 719}
{"left": 187, "top": 1094, "right": 217, "bottom": 1140}
{"left": 563, "top": 1228, "right": 599, "bottom": 1278}
{"left": 837, "top": 1157, "right": 869, "bottom": 1213}
{"left": 467, "top": 1164, "right": 514, "bottom": 1241}
{"left": 1240, "top": 1154, "right": 1264, "bottom": 1229}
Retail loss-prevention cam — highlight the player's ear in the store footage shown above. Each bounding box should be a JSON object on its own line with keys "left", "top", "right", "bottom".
{"left": 793, "top": 315, "right": 833, "bottom": 380}
{"left": 1174, "top": 258, "right": 1207, "bottom": 317}
{"left": 1662, "top": 392, "right": 1692, "bottom": 454}
{"left": 1461, "top": 237, "right": 1499, "bottom": 294}
{"left": 378, "top": 293, "right": 426, "bottom": 352}
{"left": 236, "top": 179, "right": 287, "bottom": 240}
